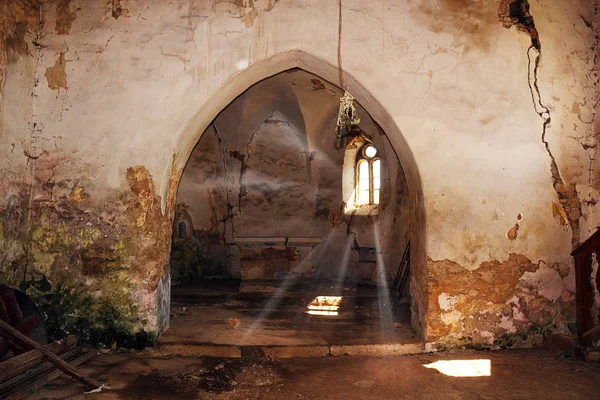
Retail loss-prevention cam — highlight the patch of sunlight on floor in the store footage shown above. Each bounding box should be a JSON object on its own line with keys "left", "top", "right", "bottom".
{"left": 306, "top": 296, "right": 342, "bottom": 316}
{"left": 423, "top": 360, "right": 491, "bottom": 377}
{"left": 307, "top": 310, "right": 339, "bottom": 316}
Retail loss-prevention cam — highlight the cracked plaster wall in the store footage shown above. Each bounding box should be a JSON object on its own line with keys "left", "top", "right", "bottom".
{"left": 0, "top": 0, "right": 598, "bottom": 345}
{"left": 175, "top": 69, "right": 409, "bottom": 285}
{"left": 0, "top": 1, "right": 40, "bottom": 284}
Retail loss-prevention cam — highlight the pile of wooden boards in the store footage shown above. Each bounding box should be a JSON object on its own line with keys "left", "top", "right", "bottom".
{"left": 0, "top": 322, "right": 101, "bottom": 399}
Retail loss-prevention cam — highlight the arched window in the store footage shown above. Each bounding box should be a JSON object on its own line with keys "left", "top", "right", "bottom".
{"left": 355, "top": 145, "right": 380, "bottom": 206}
{"left": 178, "top": 221, "right": 187, "bottom": 238}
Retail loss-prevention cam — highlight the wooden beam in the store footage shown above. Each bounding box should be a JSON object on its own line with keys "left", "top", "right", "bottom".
{"left": 0, "top": 346, "right": 82, "bottom": 393}
{"left": 571, "top": 228, "right": 600, "bottom": 257}
{"left": 575, "top": 253, "right": 595, "bottom": 338}
{"left": 0, "top": 336, "right": 77, "bottom": 383}
{"left": 595, "top": 248, "right": 600, "bottom": 302}
{"left": 3, "top": 348, "right": 97, "bottom": 400}
{"left": 0, "top": 319, "right": 101, "bottom": 390}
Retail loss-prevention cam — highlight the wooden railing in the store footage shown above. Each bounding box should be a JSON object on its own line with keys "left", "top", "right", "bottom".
{"left": 571, "top": 228, "right": 600, "bottom": 346}
{"left": 389, "top": 241, "right": 410, "bottom": 314}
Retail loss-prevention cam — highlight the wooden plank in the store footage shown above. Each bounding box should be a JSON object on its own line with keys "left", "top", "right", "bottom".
{"left": 0, "top": 336, "right": 77, "bottom": 383}
{"left": 4, "top": 348, "right": 97, "bottom": 400}
{"left": 595, "top": 248, "right": 600, "bottom": 301}
{"left": 0, "top": 319, "right": 101, "bottom": 390}
{"left": 575, "top": 253, "right": 595, "bottom": 338}
{"left": 571, "top": 228, "right": 600, "bottom": 257}
{"left": 0, "top": 346, "right": 83, "bottom": 394}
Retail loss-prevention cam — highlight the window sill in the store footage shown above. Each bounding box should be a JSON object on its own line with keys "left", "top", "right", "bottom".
{"left": 344, "top": 204, "right": 379, "bottom": 216}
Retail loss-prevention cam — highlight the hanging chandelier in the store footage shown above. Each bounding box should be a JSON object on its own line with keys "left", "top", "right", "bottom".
{"left": 334, "top": 91, "right": 361, "bottom": 149}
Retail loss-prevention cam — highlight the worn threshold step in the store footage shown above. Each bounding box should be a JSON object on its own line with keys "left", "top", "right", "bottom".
{"left": 153, "top": 342, "right": 426, "bottom": 358}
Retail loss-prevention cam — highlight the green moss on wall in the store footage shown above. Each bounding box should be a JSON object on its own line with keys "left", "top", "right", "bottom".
{"left": 20, "top": 274, "right": 156, "bottom": 349}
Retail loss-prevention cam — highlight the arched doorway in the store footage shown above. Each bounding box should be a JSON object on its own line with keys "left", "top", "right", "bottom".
{"left": 159, "top": 51, "right": 426, "bottom": 348}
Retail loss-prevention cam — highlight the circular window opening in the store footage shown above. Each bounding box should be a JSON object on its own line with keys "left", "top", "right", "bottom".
{"left": 364, "top": 145, "right": 377, "bottom": 158}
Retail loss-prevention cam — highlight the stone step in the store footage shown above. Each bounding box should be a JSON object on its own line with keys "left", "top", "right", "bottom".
{"left": 152, "top": 341, "right": 426, "bottom": 359}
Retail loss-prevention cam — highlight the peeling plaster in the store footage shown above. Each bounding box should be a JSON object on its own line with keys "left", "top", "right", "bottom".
{"left": 0, "top": 0, "right": 39, "bottom": 93}
{"left": 111, "top": 0, "right": 130, "bottom": 19}
{"left": 427, "top": 254, "right": 575, "bottom": 347}
{"left": 438, "top": 292, "right": 459, "bottom": 311}
{"left": 498, "top": 0, "right": 540, "bottom": 49}
{"left": 507, "top": 223, "right": 519, "bottom": 241}
{"left": 218, "top": 0, "right": 279, "bottom": 28}
{"left": 44, "top": 51, "right": 68, "bottom": 91}
{"left": 498, "top": 315, "right": 517, "bottom": 333}
{"left": 519, "top": 263, "right": 564, "bottom": 301}
{"left": 55, "top": 0, "right": 77, "bottom": 35}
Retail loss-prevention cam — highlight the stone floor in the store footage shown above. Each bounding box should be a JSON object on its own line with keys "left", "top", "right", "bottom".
{"left": 157, "top": 280, "right": 419, "bottom": 357}
{"left": 32, "top": 348, "right": 600, "bottom": 399}
{"left": 29, "top": 280, "right": 600, "bottom": 398}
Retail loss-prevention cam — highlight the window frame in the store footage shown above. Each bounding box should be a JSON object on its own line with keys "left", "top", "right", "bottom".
{"left": 355, "top": 145, "right": 380, "bottom": 206}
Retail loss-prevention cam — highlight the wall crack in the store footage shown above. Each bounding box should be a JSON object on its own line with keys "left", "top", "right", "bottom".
{"left": 213, "top": 123, "right": 237, "bottom": 243}
{"left": 526, "top": 42, "right": 582, "bottom": 248}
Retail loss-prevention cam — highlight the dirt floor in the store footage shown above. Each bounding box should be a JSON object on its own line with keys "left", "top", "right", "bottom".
{"left": 31, "top": 348, "right": 600, "bottom": 399}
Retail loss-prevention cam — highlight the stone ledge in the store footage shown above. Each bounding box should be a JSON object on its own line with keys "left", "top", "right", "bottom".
{"left": 151, "top": 342, "right": 426, "bottom": 359}
{"left": 329, "top": 343, "right": 425, "bottom": 357}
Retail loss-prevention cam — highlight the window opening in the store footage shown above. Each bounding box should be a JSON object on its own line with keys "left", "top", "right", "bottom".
{"left": 178, "top": 221, "right": 187, "bottom": 238}
{"left": 355, "top": 144, "right": 380, "bottom": 206}
{"left": 373, "top": 159, "right": 380, "bottom": 204}
{"left": 357, "top": 160, "right": 370, "bottom": 205}
{"left": 364, "top": 145, "right": 377, "bottom": 158}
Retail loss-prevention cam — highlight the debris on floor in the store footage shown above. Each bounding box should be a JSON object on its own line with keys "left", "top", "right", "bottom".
{"left": 228, "top": 318, "right": 242, "bottom": 329}
{"left": 0, "top": 286, "right": 100, "bottom": 398}
{"left": 222, "top": 299, "right": 246, "bottom": 308}
{"left": 0, "top": 333, "right": 99, "bottom": 398}
{"left": 170, "top": 306, "right": 189, "bottom": 319}
{"left": 125, "top": 357, "right": 284, "bottom": 396}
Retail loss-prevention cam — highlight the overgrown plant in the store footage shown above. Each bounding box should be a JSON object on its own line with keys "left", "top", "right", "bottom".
{"left": 20, "top": 274, "right": 155, "bottom": 349}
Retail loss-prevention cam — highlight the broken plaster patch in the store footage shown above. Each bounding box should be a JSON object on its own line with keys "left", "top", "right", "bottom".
{"left": 477, "top": 329, "right": 495, "bottom": 344}
{"left": 45, "top": 52, "right": 68, "bottom": 91}
{"left": 497, "top": 0, "right": 540, "bottom": 49}
{"left": 111, "top": 0, "right": 129, "bottom": 19}
{"left": 506, "top": 223, "right": 519, "bottom": 241}
{"left": 519, "top": 264, "right": 564, "bottom": 301}
{"left": 55, "top": 0, "right": 77, "bottom": 35}
{"left": 440, "top": 309, "right": 462, "bottom": 326}
{"left": 498, "top": 314, "right": 517, "bottom": 333}
{"left": 224, "top": 0, "right": 278, "bottom": 28}
{"left": 507, "top": 295, "right": 527, "bottom": 322}
{"left": 438, "top": 292, "right": 459, "bottom": 311}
